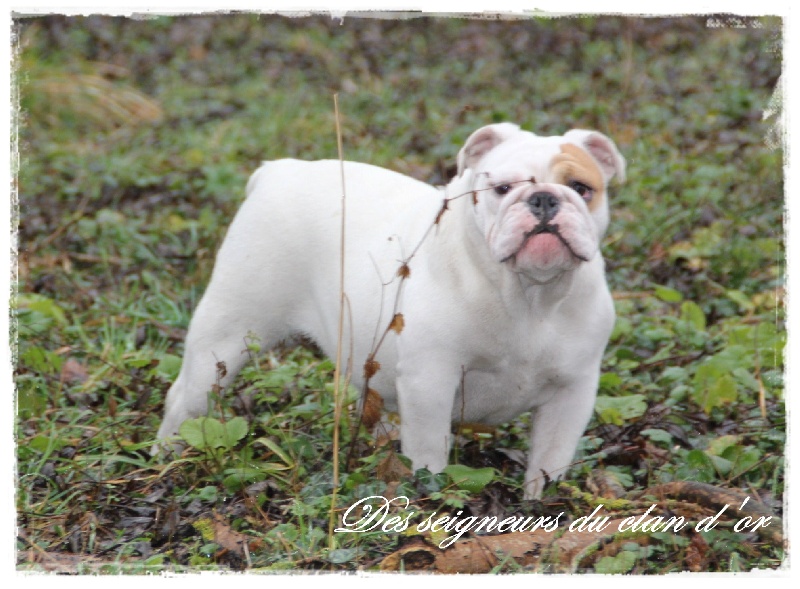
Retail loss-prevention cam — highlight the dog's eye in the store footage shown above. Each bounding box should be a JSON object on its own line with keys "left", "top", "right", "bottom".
{"left": 569, "top": 181, "right": 594, "bottom": 201}
{"left": 494, "top": 184, "right": 512, "bottom": 196}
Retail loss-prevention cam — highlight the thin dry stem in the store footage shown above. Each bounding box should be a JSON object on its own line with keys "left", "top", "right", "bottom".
{"left": 328, "top": 93, "right": 347, "bottom": 550}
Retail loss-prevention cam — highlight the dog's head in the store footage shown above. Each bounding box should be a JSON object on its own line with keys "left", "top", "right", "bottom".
{"left": 457, "top": 123, "right": 625, "bottom": 283}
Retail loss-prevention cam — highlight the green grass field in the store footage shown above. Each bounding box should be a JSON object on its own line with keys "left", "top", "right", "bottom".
{"left": 14, "top": 14, "right": 784, "bottom": 573}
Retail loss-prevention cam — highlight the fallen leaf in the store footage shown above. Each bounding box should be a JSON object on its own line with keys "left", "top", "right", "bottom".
{"left": 60, "top": 358, "right": 88, "bottom": 385}
{"left": 380, "top": 518, "right": 638, "bottom": 573}
{"left": 685, "top": 532, "right": 709, "bottom": 572}
{"left": 376, "top": 451, "right": 412, "bottom": 484}
{"left": 194, "top": 512, "right": 263, "bottom": 556}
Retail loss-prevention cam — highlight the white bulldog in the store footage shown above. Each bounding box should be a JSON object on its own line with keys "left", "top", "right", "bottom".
{"left": 156, "top": 123, "right": 625, "bottom": 499}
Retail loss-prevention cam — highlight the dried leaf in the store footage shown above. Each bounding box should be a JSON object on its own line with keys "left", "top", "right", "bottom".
{"left": 685, "top": 532, "right": 709, "bottom": 572}
{"left": 397, "top": 263, "right": 411, "bottom": 278}
{"left": 376, "top": 451, "right": 412, "bottom": 484}
{"left": 382, "top": 481, "right": 401, "bottom": 501}
{"left": 364, "top": 358, "right": 381, "bottom": 379}
{"left": 648, "top": 241, "right": 667, "bottom": 263}
{"left": 362, "top": 388, "right": 384, "bottom": 430}
{"left": 211, "top": 513, "right": 258, "bottom": 553}
{"left": 434, "top": 199, "right": 449, "bottom": 225}
{"left": 389, "top": 313, "right": 405, "bottom": 334}
{"left": 194, "top": 513, "right": 263, "bottom": 556}
{"left": 374, "top": 420, "right": 400, "bottom": 448}
{"left": 23, "top": 551, "right": 103, "bottom": 573}
{"left": 60, "top": 358, "right": 88, "bottom": 385}
{"left": 380, "top": 518, "right": 637, "bottom": 573}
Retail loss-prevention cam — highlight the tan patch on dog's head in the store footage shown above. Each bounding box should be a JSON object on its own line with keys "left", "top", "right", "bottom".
{"left": 551, "top": 143, "right": 606, "bottom": 212}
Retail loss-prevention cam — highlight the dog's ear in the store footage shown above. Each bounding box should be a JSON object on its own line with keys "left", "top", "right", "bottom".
{"left": 457, "top": 123, "right": 520, "bottom": 176}
{"left": 564, "top": 130, "right": 626, "bottom": 184}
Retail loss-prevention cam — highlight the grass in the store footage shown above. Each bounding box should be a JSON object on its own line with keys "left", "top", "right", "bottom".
{"left": 13, "top": 14, "right": 784, "bottom": 573}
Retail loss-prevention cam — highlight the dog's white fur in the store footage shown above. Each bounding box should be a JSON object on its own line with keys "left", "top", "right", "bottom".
{"left": 156, "top": 123, "right": 625, "bottom": 498}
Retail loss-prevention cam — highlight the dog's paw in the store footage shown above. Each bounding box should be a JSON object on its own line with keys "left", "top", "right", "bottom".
{"left": 149, "top": 436, "right": 185, "bottom": 459}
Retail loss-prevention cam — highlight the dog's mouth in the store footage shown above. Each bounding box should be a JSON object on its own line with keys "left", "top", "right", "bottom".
{"left": 500, "top": 222, "right": 590, "bottom": 265}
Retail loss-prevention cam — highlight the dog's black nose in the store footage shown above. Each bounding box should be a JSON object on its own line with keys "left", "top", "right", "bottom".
{"left": 528, "top": 191, "right": 560, "bottom": 222}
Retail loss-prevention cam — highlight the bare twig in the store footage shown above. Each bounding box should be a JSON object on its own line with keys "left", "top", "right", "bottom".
{"left": 350, "top": 176, "right": 530, "bottom": 457}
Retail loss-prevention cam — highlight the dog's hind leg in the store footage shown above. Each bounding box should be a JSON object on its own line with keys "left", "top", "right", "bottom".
{"left": 154, "top": 287, "right": 287, "bottom": 449}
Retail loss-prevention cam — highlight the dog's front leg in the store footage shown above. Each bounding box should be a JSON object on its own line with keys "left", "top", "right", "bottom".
{"left": 395, "top": 363, "right": 461, "bottom": 474}
{"left": 523, "top": 380, "right": 598, "bottom": 499}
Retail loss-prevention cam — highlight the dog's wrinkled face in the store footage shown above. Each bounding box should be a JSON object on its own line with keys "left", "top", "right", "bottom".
{"left": 458, "top": 124, "right": 625, "bottom": 282}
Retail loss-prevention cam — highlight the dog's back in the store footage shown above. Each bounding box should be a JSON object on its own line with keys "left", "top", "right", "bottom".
{"left": 156, "top": 159, "right": 441, "bottom": 441}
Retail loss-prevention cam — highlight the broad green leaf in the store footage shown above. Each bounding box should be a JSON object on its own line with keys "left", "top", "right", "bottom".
{"left": 660, "top": 366, "right": 688, "bottom": 383}
{"left": 594, "top": 550, "right": 637, "bottom": 574}
{"left": 255, "top": 365, "right": 299, "bottom": 389}
{"left": 610, "top": 316, "right": 633, "bottom": 341}
{"left": 16, "top": 379, "right": 48, "bottom": 418}
{"left": 683, "top": 449, "right": 715, "bottom": 482}
{"left": 598, "top": 372, "right": 622, "bottom": 391}
{"left": 762, "top": 369, "right": 783, "bottom": 389}
{"left": 18, "top": 293, "right": 68, "bottom": 325}
{"left": 95, "top": 208, "right": 126, "bottom": 225}
{"left": 326, "top": 548, "right": 358, "bottom": 564}
{"left": 290, "top": 500, "right": 320, "bottom": 517}
{"left": 641, "top": 428, "right": 673, "bottom": 445}
{"left": 726, "top": 289, "right": 756, "bottom": 312}
{"left": 654, "top": 285, "right": 683, "bottom": 303}
{"left": 154, "top": 354, "right": 183, "bottom": 380}
{"left": 732, "top": 367, "right": 760, "bottom": 393}
{"left": 221, "top": 417, "right": 249, "bottom": 447}
{"left": 28, "top": 434, "right": 66, "bottom": 454}
{"left": 179, "top": 417, "right": 220, "bottom": 450}
{"left": 222, "top": 466, "right": 267, "bottom": 491}
{"left": 196, "top": 486, "right": 218, "bottom": 502}
{"left": 680, "top": 301, "right": 707, "bottom": 331}
{"left": 709, "top": 346, "right": 750, "bottom": 371}
{"left": 615, "top": 347, "right": 637, "bottom": 361}
{"left": 707, "top": 453, "right": 733, "bottom": 476}
{"left": 20, "top": 346, "right": 63, "bottom": 375}
{"left": 126, "top": 357, "right": 155, "bottom": 369}
{"left": 710, "top": 374, "right": 739, "bottom": 411}
{"left": 692, "top": 373, "right": 738, "bottom": 413}
{"left": 166, "top": 213, "right": 192, "bottom": 232}
{"left": 641, "top": 327, "right": 675, "bottom": 345}
{"left": 707, "top": 435, "right": 740, "bottom": 456}
{"left": 179, "top": 416, "right": 248, "bottom": 450}
{"left": 721, "top": 445, "right": 763, "bottom": 479}
{"left": 594, "top": 394, "right": 647, "bottom": 425}
{"left": 443, "top": 465, "right": 495, "bottom": 494}
{"left": 726, "top": 322, "right": 785, "bottom": 371}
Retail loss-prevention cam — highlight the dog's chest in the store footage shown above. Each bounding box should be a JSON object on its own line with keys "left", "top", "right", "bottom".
{"left": 453, "top": 318, "right": 572, "bottom": 424}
